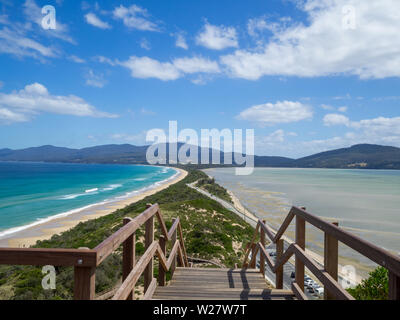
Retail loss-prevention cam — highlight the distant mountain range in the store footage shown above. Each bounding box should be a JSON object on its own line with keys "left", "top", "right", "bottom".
{"left": 0, "top": 143, "right": 399, "bottom": 169}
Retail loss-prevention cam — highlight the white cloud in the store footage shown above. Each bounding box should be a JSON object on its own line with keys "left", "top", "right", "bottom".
{"left": 0, "top": 0, "right": 76, "bottom": 60}
{"left": 0, "top": 27, "right": 56, "bottom": 59}
{"left": 0, "top": 107, "right": 29, "bottom": 123}
{"left": 321, "top": 104, "right": 335, "bottom": 111}
{"left": 0, "top": 83, "right": 117, "bottom": 124}
{"left": 111, "top": 132, "right": 147, "bottom": 145}
{"left": 139, "top": 38, "right": 151, "bottom": 50}
{"left": 175, "top": 33, "right": 188, "bottom": 50}
{"left": 338, "top": 106, "right": 348, "bottom": 113}
{"left": 173, "top": 57, "right": 220, "bottom": 74}
{"left": 196, "top": 22, "right": 238, "bottom": 50}
{"left": 68, "top": 55, "right": 85, "bottom": 63}
{"left": 85, "top": 12, "right": 111, "bottom": 29}
{"left": 117, "top": 56, "right": 220, "bottom": 81}
{"left": 113, "top": 5, "right": 159, "bottom": 32}
{"left": 140, "top": 108, "right": 156, "bottom": 116}
{"left": 85, "top": 70, "right": 107, "bottom": 88}
{"left": 221, "top": 0, "right": 400, "bottom": 80}
{"left": 94, "top": 55, "right": 116, "bottom": 66}
{"left": 320, "top": 114, "right": 400, "bottom": 148}
{"left": 247, "top": 16, "right": 270, "bottom": 37}
{"left": 237, "top": 101, "right": 313, "bottom": 125}
{"left": 323, "top": 113, "right": 350, "bottom": 126}
{"left": 119, "top": 56, "right": 180, "bottom": 81}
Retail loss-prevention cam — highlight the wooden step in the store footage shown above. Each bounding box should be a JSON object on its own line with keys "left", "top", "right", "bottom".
{"left": 153, "top": 268, "right": 295, "bottom": 300}
{"left": 153, "top": 287, "right": 295, "bottom": 300}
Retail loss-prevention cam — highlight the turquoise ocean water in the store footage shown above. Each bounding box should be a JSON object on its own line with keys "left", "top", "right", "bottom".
{"left": 0, "top": 162, "right": 177, "bottom": 237}
{"left": 206, "top": 168, "right": 400, "bottom": 276}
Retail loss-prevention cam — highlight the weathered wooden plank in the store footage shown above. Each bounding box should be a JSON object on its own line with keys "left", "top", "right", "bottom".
{"left": 324, "top": 221, "right": 339, "bottom": 300}
{"left": 273, "top": 210, "right": 295, "bottom": 242}
{"left": 171, "top": 218, "right": 177, "bottom": 276}
{"left": 291, "top": 244, "right": 354, "bottom": 300}
{"left": 260, "top": 220, "right": 266, "bottom": 277}
{"left": 113, "top": 242, "right": 158, "bottom": 300}
{"left": 295, "top": 215, "right": 305, "bottom": 292}
{"left": 143, "top": 278, "right": 157, "bottom": 300}
{"left": 167, "top": 218, "right": 180, "bottom": 240}
{"left": 291, "top": 282, "right": 308, "bottom": 300}
{"left": 242, "top": 224, "right": 260, "bottom": 267}
{"left": 0, "top": 248, "right": 97, "bottom": 267}
{"left": 258, "top": 219, "right": 276, "bottom": 241}
{"left": 292, "top": 206, "right": 400, "bottom": 278}
{"left": 95, "top": 204, "right": 158, "bottom": 265}
{"left": 275, "top": 239, "right": 284, "bottom": 289}
{"left": 144, "top": 211, "right": 154, "bottom": 291}
{"left": 389, "top": 271, "right": 400, "bottom": 300}
{"left": 74, "top": 266, "right": 96, "bottom": 300}
{"left": 178, "top": 222, "right": 189, "bottom": 267}
{"left": 122, "top": 217, "right": 135, "bottom": 300}
{"left": 158, "top": 235, "right": 166, "bottom": 286}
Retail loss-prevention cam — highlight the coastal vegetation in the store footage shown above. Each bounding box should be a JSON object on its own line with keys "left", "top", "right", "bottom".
{"left": 195, "top": 177, "right": 233, "bottom": 204}
{"left": 0, "top": 169, "right": 254, "bottom": 300}
{"left": 347, "top": 267, "right": 389, "bottom": 300}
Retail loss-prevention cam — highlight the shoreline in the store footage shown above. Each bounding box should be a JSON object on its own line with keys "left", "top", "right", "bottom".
{"left": 202, "top": 168, "right": 365, "bottom": 285}
{"left": 228, "top": 188, "right": 363, "bottom": 285}
{"left": 0, "top": 167, "right": 187, "bottom": 248}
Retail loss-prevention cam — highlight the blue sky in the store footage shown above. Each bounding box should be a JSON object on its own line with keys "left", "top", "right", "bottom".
{"left": 0, "top": 0, "right": 399, "bottom": 158}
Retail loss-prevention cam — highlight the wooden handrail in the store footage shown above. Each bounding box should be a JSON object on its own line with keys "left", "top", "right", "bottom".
{"left": 0, "top": 203, "right": 189, "bottom": 300}
{"left": 0, "top": 247, "right": 97, "bottom": 267}
{"left": 243, "top": 206, "right": 400, "bottom": 300}
{"left": 94, "top": 204, "right": 158, "bottom": 265}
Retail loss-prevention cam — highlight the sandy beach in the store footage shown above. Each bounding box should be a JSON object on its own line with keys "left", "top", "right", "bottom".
{"left": 0, "top": 167, "right": 187, "bottom": 248}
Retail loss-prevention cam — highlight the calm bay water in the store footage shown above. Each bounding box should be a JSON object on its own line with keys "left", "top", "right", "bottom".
{"left": 0, "top": 162, "right": 177, "bottom": 237}
{"left": 206, "top": 168, "right": 400, "bottom": 276}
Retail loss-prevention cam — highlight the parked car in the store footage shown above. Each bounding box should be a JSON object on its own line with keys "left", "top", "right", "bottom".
{"left": 290, "top": 272, "right": 295, "bottom": 279}
{"left": 314, "top": 287, "right": 324, "bottom": 296}
{"left": 269, "top": 251, "right": 276, "bottom": 257}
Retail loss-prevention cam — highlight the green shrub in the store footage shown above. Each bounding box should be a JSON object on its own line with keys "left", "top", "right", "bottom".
{"left": 347, "top": 267, "right": 389, "bottom": 300}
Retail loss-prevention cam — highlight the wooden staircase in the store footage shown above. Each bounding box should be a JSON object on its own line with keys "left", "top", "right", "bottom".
{"left": 153, "top": 267, "right": 295, "bottom": 300}
{"left": 1, "top": 203, "right": 400, "bottom": 300}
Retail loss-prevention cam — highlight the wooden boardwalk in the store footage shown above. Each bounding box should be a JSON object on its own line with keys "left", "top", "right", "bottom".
{"left": 152, "top": 267, "right": 295, "bottom": 300}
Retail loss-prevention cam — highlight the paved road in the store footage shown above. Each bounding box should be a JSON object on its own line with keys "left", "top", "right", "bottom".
{"left": 187, "top": 182, "right": 320, "bottom": 299}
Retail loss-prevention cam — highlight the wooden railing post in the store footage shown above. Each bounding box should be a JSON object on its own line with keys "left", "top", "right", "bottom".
{"left": 324, "top": 221, "right": 338, "bottom": 300}
{"left": 250, "top": 243, "right": 256, "bottom": 268}
{"left": 144, "top": 204, "right": 154, "bottom": 291}
{"left": 389, "top": 271, "right": 400, "bottom": 300}
{"left": 260, "top": 220, "right": 266, "bottom": 276}
{"left": 122, "top": 217, "right": 135, "bottom": 300}
{"left": 276, "top": 239, "right": 284, "bottom": 289}
{"left": 158, "top": 235, "right": 166, "bottom": 286}
{"left": 295, "top": 212, "right": 306, "bottom": 292}
{"left": 74, "top": 247, "right": 95, "bottom": 300}
{"left": 171, "top": 218, "right": 177, "bottom": 276}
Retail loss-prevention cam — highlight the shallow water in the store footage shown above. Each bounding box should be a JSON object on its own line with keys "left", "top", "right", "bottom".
{"left": 0, "top": 162, "right": 176, "bottom": 237}
{"left": 205, "top": 168, "right": 400, "bottom": 278}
